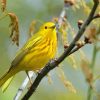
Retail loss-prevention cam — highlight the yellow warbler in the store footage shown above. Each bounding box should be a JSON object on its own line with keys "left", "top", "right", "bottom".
{"left": 0, "top": 22, "right": 57, "bottom": 91}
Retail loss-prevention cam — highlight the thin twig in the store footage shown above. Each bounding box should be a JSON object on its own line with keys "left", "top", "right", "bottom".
{"left": 69, "top": 42, "right": 87, "bottom": 55}
{"left": 22, "top": 1, "right": 99, "bottom": 100}
{"left": 92, "top": 14, "right": 100, "bottom": 20}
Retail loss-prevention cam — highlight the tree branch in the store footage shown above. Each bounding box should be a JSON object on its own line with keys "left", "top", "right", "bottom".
{"left": 22, "top": 1, "right": 99, "bottom": 100}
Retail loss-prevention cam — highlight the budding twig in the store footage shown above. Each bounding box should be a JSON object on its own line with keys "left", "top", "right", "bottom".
{"left": 92, "top": 12, "right": 100, "bottom": 19}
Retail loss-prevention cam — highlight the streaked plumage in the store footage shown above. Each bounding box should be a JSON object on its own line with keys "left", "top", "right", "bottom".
{"left": 0, "top": 22, "right": 57, "bottom": 91}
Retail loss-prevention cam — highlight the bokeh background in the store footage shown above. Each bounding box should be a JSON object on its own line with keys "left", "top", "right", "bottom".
{"left": 0, "top": 0, "right": 100, "bottom": 100}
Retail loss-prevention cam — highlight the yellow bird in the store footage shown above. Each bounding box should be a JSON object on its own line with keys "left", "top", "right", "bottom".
{"left": 0, "top": 22, "right": 57, "bottom": 91}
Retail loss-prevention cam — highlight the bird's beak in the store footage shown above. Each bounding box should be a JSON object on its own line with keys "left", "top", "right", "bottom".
{"left": 50, "top": 25, "right": 56, "bottom": 29}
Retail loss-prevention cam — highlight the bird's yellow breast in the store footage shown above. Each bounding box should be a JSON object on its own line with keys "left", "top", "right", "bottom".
{"left": 18, "top": 30, "right": 57, "bottom": 71}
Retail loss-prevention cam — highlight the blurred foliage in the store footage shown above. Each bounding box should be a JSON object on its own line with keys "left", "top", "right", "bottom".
{"left": 0, "top": 0, "right": 100, "bottom": 100}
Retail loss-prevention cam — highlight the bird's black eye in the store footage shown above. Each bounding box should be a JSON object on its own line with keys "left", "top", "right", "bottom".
{"left": 45, "top": 26, "right": 47, "bottom": 29}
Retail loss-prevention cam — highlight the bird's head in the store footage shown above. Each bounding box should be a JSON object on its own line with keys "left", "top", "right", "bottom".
{"left": 40, "top": 22, "right": 56, "bottom": 32}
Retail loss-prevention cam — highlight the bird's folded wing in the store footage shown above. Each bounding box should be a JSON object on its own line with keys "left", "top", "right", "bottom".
{"left": 10, "top": 34, "right": 43, "bottom": 68}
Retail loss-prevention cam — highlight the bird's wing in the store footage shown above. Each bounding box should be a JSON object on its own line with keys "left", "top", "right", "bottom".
{"left": 10, "top": 33, "right": 43, "bottom": 68}
{"left": 0, "top": 34, "right": 43, "bottom": 91}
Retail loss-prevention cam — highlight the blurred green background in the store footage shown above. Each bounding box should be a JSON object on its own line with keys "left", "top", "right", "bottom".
{"left": 0, "top": 0, "right": 100, "bottom": 100}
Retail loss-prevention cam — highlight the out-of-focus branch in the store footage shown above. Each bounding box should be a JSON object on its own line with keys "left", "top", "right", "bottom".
{"left": 14, "top": 71, "right": 34, "bottom": 100}
{"left": 22, "top": 1, "right": 99, "bottom": 100}
{"left": 87, "top": 43, "right": 97, "bottom": 100}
